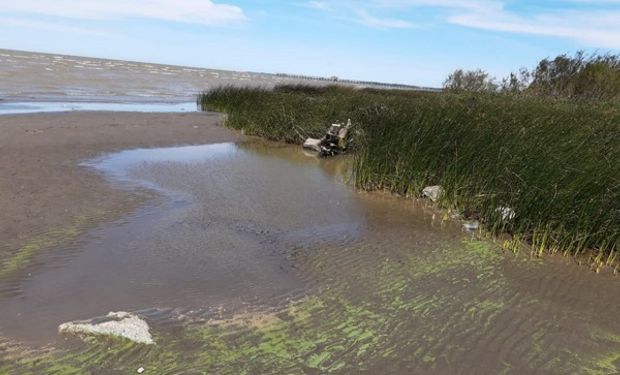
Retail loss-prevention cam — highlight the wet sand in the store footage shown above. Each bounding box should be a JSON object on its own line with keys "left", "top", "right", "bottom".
{"left": 0, "top": 111, "right": 241, "bottom": 275}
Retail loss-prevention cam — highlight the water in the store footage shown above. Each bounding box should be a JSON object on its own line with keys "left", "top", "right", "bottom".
{"left": 0, "top": 49, "right": 298, "bottom": 102}
{"left": 1, "top": 141, "right": 618, "bottom": 374}
{"left": 0, "top": 49, "right": 425, "bottom": 103}
{"left": 0, "top": 141, "right": 362, "bottom": 344}
{"left": 0, "top": 101, "right": 197, "bottom": 115}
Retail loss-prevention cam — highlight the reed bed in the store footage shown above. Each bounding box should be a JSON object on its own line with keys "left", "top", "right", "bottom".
{"left": 198, "top": 85, "right": 620, "bottom": 268}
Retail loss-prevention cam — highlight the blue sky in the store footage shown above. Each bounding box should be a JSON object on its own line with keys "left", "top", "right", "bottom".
{"left": 1, "top": 0, "right": 619, "bottom": 87}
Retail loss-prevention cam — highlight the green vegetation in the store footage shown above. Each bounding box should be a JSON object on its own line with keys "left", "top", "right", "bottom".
{"left": 0, "top": 208, "right": 123, "bottom": 279}
{"left": 0, "top": 215, "right": 89, "bottom": 279}
{"left": 198, "top": 82, "right": 619, "bottom": 268}
{"left": 444, "top": 51, "right": 620, "bottom": 100}
{"left": 529, "top": 52, "right": 620, "bottom": 100}
{"left": 443, "top": 69, "right": 500, "bottom": 93}
{"left": 4, "top": 240, "right": 618, "bottom": 373}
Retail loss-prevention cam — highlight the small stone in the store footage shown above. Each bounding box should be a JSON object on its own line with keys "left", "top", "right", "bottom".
{"left": 463, "top": 221, "right": 480, "bottom": 231}
{"left": 422, "top": 186, "right": 444, "bottom": 202}
{"left": 137, "top": 367, "right": 145, "bottom": 374}
{"left": 302, "top": 138, "right": 322, "bottom": 153}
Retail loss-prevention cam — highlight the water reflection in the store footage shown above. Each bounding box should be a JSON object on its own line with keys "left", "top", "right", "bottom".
{"left": 0, "top": 101, "right": 196, "bottom": 115}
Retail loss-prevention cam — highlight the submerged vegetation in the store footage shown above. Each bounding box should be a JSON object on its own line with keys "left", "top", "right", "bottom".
{"left": 4, "top": 240, "right": 619, "bottom": 374}
{"left": 198, "top": 69, "right": 620, "bottom": 268}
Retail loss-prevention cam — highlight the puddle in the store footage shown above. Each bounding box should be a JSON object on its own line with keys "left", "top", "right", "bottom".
{"left": 84, "top": 142, "right": 239, "bottom": 193}
{"left": 0, "top": 101, "right": 197, "bottom": 115}
{"left": 1, "top": 141, "right": 619, "bottom": 374}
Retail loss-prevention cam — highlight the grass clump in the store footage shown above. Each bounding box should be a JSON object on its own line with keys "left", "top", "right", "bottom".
{"left": 198, "top": 85, "right": 620, "bottom": 267}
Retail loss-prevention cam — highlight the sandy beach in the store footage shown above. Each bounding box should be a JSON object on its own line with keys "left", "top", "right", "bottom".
{"left": 0, "top": 111, "right": 240, "bottom": 268}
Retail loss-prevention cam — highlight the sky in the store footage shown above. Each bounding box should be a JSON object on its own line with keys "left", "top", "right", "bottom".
{"left": 1, "top": 0, "right": 619, "bottom": 87}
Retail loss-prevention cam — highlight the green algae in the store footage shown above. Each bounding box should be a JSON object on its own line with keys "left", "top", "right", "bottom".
{"left": 3, "top": 240, "right": 618, "bottom": 374}
{"left": 582, "top": 328, "right": 620, "bottom": 375}
{"left": 585, "top": 352, "right": 620, "bottom": 375}
{"left": 0, "top": 215, "right": 95, "bottom": 279}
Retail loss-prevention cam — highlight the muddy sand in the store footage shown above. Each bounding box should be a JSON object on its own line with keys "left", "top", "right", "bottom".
{"left": 0, "top": 111, "right": 240, "bottom": 271}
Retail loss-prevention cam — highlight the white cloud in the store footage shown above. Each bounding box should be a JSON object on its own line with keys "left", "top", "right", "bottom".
{"left": 566, "top": 0, "right": 620, "bottom": 3}
{"left": 0, "top": 17, "right": 112, "bottom": 36}
{"left": 447, "top": 6, "right": 620, "bottom": 49}
{"left": 371, "top": 0, "right": 500, "bottom": 13}
{"left": 356, "top": 9, "right": 414, "bottom": 28}
{"left": 306, "top": 1, "right": 332, "bottom": 11}
{"left": 311, "top": 0, "right": 620, "bottom": 49}
{"left": 306, "top": 0, "right": 413, "bottom": 29}
{"left": 0, "top": 0, "right": 246, "bottom": 26}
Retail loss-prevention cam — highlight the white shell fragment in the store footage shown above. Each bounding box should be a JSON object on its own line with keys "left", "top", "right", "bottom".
{"left": 59, "top": 311, "right": 154, "bottom": 345}
{"left": 422, "top": 186, "right": 444, "bottom": 202}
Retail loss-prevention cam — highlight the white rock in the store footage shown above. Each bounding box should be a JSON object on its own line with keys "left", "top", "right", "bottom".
{"left": 463, "top": 221, "right": 480, "bottom": 231}
{"left": 137, "top": 367, "right": 145, "bottom": 374}
{"left": 422, "top": 186, "right": 444, "bottom": 202}
{"left": 302, "top": 138, "right": 322, "bottom": 153}
{"left": 496, "top": 206, "right": 516, "bottom": 221}
{"left": 59, "top": 311, "right": 154, "bottom": 345}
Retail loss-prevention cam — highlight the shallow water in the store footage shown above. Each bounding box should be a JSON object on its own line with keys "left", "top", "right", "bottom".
{"left": 0, "top": 142, "right": 362, "bottom": 344}
{"left": 0, "top": 101, "right": 196, "bottom": 115}
{"left": 1, "top": 141, "right": 619, "bottom": 374}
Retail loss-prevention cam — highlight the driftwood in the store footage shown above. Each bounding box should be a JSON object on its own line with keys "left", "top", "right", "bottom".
{"left": 303, "top": 119, "right": 352, "bottom": 157}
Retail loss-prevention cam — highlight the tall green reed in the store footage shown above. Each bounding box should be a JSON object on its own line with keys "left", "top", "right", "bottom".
{"left": 198, "top": 85, "right": 620, "bottom": 268}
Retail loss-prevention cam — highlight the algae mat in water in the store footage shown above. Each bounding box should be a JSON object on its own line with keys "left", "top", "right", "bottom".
{"left": 3, "top": 239, "right": 618, "bottom": 374}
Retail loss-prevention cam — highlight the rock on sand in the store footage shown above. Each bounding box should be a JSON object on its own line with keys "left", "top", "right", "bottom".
{"left": 59, "top": 311, "right": 154, "bottom": 345}
{"left": 422, "top": 186, "right": 444, "bottom": 202}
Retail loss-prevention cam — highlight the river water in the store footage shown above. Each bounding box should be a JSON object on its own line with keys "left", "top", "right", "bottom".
{"left": 0, "top": 140, "right": 618, "bottom": 374}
